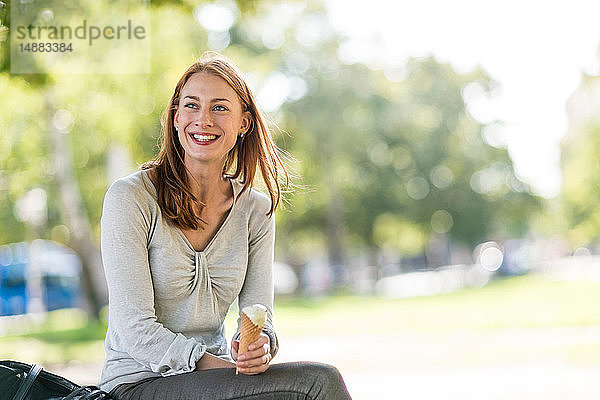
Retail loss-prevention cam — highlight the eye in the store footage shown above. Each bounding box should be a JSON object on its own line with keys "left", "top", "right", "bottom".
{"left": 213, "top": 104, "right": 228, "bottom": 112}
{"left": 184, "top": 102, "right": 198, "bottom": 109}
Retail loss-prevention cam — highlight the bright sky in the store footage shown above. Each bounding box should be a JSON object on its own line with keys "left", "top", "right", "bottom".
{"left": 325, "top": 0, "right": 600, "bottom": 198}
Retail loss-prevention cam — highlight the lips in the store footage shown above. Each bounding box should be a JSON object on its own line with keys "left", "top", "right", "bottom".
{"left": 189, "top": 132, "right": 220, "bottom": 145}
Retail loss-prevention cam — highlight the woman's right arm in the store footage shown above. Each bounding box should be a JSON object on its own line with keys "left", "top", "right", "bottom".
{"left": 101, "top": 178, "right": 207, "bottom": 376}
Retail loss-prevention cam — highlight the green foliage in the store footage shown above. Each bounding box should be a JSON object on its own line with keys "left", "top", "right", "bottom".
{"left": 266, "top": 41, "right": 540, "bottom": 260}
{"left": 0, "top": 0, "right": 541, "bottom": 269}
{"left": 560, "top": 74, "right": 600, "bottom": 247}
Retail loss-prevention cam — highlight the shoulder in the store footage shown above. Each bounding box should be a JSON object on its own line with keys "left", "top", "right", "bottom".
{"left": 246, "top": 188, "right": 275, "bottom": 239}
{"left": 232, "top": 181, "right": 274, "bottom": 227}
{"left": 104, "top": 170, "right": 156, "bottom": 208}
{"left": 247, "top": 187, "right": 272, "bottom": 215}
{"left": 234, "top": 182, "right": 271, "bottom": 216}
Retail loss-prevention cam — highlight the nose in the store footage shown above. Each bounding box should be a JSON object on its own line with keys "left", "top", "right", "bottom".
{"left": 196, "top": 106, "right": 213, "bottom": 127}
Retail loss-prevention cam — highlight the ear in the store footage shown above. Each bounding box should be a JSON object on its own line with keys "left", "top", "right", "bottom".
{"left": 240, "top": 111, "right": 251, "bottom": 134}
{"left": 174, "top": 106, "right": 180, "bottom": 128}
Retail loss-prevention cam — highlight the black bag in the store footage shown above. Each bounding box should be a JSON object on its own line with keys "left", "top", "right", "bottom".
{"left": 0, "top": 360, "right": 112, "bottom": 400}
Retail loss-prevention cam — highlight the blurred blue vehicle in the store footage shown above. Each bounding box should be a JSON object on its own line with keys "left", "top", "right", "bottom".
{"left": 0, "top": 240, "right": 82, "bottom": 316}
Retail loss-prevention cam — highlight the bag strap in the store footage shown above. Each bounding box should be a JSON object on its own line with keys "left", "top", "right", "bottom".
{"left": 63, "top": 386, "right": 95, "bottom": 400}
{"left": 84, "top": 388, "right": 110, "bottom": 399}
{"left": 12, "top": 363, "right": 43, "bottom": 400}
{"left": 63, "top": 385, "right": 111, "bottom": 400}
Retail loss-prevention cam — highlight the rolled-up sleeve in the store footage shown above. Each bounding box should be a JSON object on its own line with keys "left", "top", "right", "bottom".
{"left": 101, "top": 179, "right": 205, "bottom": 376}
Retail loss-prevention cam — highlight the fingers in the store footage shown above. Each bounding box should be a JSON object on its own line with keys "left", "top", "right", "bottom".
{"left": 236, "top": 334, "right": 271, "bottom": 375}
{"left": 237, "top": 342, "right": 269, "bottom": 362}
{"left": 247, "top": 334, "right": 269, "bottom": 352}
{"left": 251, "top": 333, "right": 269, "bottom": 349}
{"left": 237, "top": 344, "right": 269, "bottom": 363}
{"left": 235, "top": 333, "right": 271, "bottom": 375}
{"left": 238, "top": 334, "right": 269, "bottom": 358}
{"left": 236, "top": 353, "right": 271, "bottom": 375}
{"left": 236, "top": 343, "right": 269, "bottom": 366}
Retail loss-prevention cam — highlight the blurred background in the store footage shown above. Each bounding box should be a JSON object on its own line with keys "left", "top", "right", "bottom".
{"left": 1, "top": 0, "right": 600, "bottom": 399}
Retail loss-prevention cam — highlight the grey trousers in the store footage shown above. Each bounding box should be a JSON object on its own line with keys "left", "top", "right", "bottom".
{"left": 109, "top": 362, "right": 352, "bottom": 400}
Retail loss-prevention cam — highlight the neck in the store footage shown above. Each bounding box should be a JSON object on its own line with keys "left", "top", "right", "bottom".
{"left": 184, "top": 158, "right": 229, "bottom": 203}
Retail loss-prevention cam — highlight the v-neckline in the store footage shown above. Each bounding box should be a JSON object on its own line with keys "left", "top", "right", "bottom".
{"left": 177, "top": 183, "right": 235, "bottom": 253}
{"left": 141, "top": 169, "right": 241, "bottom": 254}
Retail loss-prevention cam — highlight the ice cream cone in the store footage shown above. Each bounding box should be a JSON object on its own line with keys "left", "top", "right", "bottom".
{"left": 236, "top": 304, "right": 267, "bottom": 374}
{"left": 239, "top": 312, "right": 263, "bottom": 354}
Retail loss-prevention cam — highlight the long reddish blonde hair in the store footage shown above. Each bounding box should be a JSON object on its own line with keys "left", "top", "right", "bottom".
{"left": 142, "top": 52, "right": 289, "bottom": 230}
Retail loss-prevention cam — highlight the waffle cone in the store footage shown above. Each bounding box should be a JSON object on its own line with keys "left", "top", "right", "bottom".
{"left": 239, "top": 312, "right": 263, "bottom": 354}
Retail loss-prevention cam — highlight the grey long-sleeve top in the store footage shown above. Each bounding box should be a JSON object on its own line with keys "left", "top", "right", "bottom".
{"left": 98, "top": 169, "right": 278, "bottom": 393}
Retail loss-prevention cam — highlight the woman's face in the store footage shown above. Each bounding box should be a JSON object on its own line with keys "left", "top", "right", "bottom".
{"left": 174, "top": 72, "right": 250, "bottom": 168}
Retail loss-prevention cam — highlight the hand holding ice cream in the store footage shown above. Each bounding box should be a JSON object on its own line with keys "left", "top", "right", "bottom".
{"left": 235, "top": 304, "right": 271, "bottom": 375}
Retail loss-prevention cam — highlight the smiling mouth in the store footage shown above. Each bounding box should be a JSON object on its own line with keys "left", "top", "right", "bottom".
{"left": 189, "top": 133, "right": 220, "bottom": 144}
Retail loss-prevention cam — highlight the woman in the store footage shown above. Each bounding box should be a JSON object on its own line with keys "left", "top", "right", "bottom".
{"left": 98, "top": 52, "right": 352, "bottom": 399}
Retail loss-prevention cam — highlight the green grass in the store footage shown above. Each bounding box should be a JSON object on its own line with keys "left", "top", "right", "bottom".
{"left": 272, "top": 274, "right": 600, "bottom": 335}
{"left": 2, "top": 273, "right": 599, "bottom": 365}
{"left": 0, "top": 309, "right": 106, "bottom": 364}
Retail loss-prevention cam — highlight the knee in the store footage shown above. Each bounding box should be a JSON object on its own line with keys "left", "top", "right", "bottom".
{"left": 302, "top": 362, "right": 348, "bottom": 398}
{"left": 271, "top": 362, "right": 350, "bottom": 399}
{"left": 311, "top": 363, "right": 342, "bottom": 384}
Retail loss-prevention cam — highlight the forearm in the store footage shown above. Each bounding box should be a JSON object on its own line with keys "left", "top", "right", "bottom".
{"left": 195, "top": 353, "right": 236, "bottom": 371}
{"left": 237, "top": 215, "right": 279, "bottom": 357}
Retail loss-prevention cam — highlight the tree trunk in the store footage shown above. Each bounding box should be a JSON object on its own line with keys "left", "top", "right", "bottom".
{"left": 323, "top": 150, "right": 346, "bottom": 289}
{"left": 45, "top": 91, "right": 106, "bottom": 320}
{"left": 326, "top": 181, "right": 345, "bottom": 267}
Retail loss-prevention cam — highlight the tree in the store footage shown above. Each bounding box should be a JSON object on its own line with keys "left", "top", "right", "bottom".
{"left": 225, "top": 3, "right": 541, "bottom": 270}
{"left": 1, "top": 0, "right": 543, "bottom": 305}
{"left": 561, "top": 72, "right": 600, "bottom": 249}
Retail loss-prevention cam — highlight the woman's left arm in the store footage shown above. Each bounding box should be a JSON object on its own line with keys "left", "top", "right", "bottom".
{"left": 233, "top": 204, "right": 279, "bottom": 373}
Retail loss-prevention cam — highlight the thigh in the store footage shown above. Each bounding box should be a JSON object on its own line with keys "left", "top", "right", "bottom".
{"left": 112, "top": 362, "right": 351, "bottom": 400}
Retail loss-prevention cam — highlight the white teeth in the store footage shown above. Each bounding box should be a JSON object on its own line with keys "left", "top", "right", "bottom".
{"left": 192, "top": 134, "right": 217, "bottom": 141}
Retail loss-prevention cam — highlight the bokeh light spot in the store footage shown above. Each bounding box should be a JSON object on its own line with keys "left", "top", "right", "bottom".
{"left": 431, "top": 210, "right": 454, "bottom": 234}
{"left": 407, "top": 176, "right": 430, "bottom": 200}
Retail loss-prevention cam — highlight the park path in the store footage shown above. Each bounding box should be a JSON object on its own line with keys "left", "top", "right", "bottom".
{"left": 51, "top": 326, "right": 600, "bottom": 399}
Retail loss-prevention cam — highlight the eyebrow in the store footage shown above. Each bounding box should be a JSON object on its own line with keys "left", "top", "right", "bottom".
{"left": 183, "top": 95, "right": 232, "bottom": 103}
